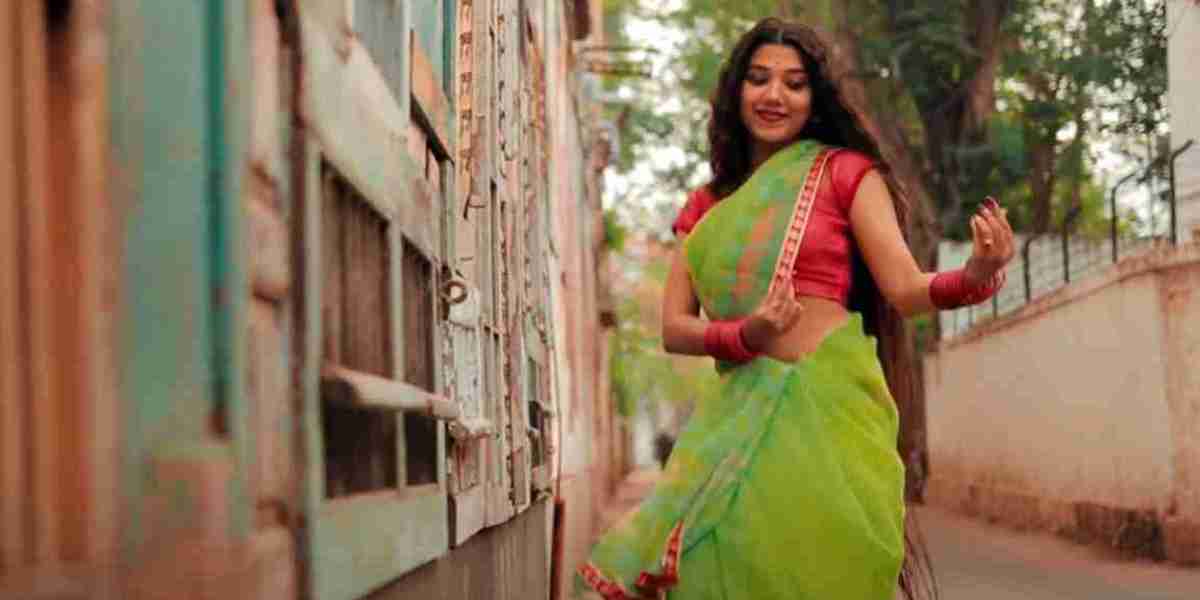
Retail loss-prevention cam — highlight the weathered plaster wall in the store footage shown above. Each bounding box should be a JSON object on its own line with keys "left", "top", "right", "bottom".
{"left": 924, "top": 245, "right": 1200, "bottom": 564}
{"left": 1159, "top": 246, "right": 1200, "bottom": 563}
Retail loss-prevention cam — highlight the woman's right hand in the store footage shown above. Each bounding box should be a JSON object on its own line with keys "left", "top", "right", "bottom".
{"left": 741, "top": 279, "right": 805, "bottom": 352}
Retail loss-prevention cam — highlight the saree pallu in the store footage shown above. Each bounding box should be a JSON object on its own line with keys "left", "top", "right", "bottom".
{"left": 578, "top": 141, "right": 906, "bottom": 600}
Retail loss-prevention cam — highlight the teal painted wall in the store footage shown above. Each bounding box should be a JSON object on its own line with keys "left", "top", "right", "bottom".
{"left": 108, "top": 0, "right": 250, "bottom": 552}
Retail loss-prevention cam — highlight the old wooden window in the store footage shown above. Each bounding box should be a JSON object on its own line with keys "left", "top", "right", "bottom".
{"left": 520, "top": 3, "right": 553, "bottom": 494}
{"left": 354, "top": 0, "right": 406, "bottom": 104}
{"left": 445, "top": 0, "right": 488, "bottom": 542}
{"left": 411, "top": 0, "right": 451, "bottom": 91}
{"left": 296, "top": 1, "right": 558, "bottom": 587}
{"left": 297, "top": 2, "right": 458, "bottom": 598}
{"left": 319, "top": 166, "right": 398, "bottom": 497}
{"left": 442, "top": 0, "right": 562, "bottom": 540}
{"left": 401, "top": 237, "right": 440, "bottom": 486}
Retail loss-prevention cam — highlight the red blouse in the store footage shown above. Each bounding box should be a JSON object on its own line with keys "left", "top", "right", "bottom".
{"left": 672, "top": 149, "right": 876, "bottom": 306}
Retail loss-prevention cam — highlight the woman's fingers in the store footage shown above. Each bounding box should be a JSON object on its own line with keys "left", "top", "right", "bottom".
{"left": 771, "top": 278, "right": 792, "bottom": 302}
{"left": 758, "top": 284, "right": 779, "bottom": 316}
{"left": 760, "top": 280, "right": 804, "bottom": 332}
{"left": 983, "top": 201, "right": 1008, "bottom": 234}
{"left": 970, "top": 216, "right": 987, "bottom": 260}
{"left": 993, "top": 202, "right": 1014, "bottom": 236}
{"left": 779, "top": 304, "right": 802, "bottom": 331}
{"left": 756, "top": 286, "right": 783, "bottom": 330}
{"left": 979, "top": 211, "right": 1007, "bottom": 258}
{"left": 964, "top": 197, "right": 1016, "bottom": 285}
{"left": 999, "top": 224, "right": 1015, "bottom": 261}
{"left": 997, "top": 211, "right": 1015, "bottom": 260}
{"left": 987, "top": 214, "right": 1013, "bottom": 261}
{"left": 982, "top": 197, "right": 1016, "bottom": 260}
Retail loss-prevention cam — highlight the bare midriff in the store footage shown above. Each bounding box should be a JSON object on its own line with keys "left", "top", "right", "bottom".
{"left": 758, "top": 295, "right": 850, "bottom": 363}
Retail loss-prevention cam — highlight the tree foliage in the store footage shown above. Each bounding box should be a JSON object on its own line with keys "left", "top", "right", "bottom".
{"left": 601, "top": 0, "right": 1168, "bottom": 248}
{"left": 999, "top": 0, "right": 1168, "bottom": 235}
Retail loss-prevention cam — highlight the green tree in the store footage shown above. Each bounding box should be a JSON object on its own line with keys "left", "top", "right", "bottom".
{"left": 1002, "top": 0, "right": 1167, "bottom": 236}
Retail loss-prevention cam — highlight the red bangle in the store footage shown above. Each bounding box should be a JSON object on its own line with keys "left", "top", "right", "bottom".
{"left": 930, "top": 269, "right": 1005, "bottom": 309}
{"left": 703, "top": 319, "right": 759, "bottom": 363}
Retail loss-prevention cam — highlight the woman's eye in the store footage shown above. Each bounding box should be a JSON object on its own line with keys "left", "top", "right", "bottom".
{"left": 786, "top": 79, "right": 808, "bottom": 90}
{"left": 746, "top": 72, "right": 769, "bottom": 85}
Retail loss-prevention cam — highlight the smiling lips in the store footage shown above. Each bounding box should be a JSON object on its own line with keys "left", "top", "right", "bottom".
{"left": 754, "top": 108, "right": 789, "bottom": 124}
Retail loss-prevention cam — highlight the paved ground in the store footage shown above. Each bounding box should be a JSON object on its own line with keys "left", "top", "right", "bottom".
{"left": 914, "top": 505, "right": 1200, "bottom": 599}
{"left": 599, "top": 470, "right": 1200, "bottom": 599}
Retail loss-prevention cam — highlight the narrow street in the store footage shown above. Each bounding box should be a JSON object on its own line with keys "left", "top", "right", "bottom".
{"left": 597, "top": 471, "right": 1200, "bottom": 599}
{"left": 915, "top": 505, "right": 1200, "bottom": 599}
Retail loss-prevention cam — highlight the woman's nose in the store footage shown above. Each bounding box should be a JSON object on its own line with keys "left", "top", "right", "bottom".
{"left": 763, "top": 80, "right": 783, "bottom": 102}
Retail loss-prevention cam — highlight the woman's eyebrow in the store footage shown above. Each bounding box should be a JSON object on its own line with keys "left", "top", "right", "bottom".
{"left": 748, "top": 64, "right": 807, "bottom": 74}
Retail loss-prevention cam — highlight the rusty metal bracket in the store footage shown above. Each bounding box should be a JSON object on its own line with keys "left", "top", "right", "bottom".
{"left": 441, "top": 278, "right": 470, "bottom": 306}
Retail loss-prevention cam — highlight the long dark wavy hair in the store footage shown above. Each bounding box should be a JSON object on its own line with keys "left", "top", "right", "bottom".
{"left": 706, "top": 17, "right": 937, "bottom": 600}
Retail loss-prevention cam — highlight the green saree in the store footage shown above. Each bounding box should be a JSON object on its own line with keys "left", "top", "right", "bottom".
{"left": 578, "top": 141, "right": 906, "bottom": 599}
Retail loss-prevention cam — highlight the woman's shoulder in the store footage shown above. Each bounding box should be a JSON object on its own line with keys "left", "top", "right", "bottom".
{"left": 827, "top": 147, "right": 875, "bottom": 166}
{"left": 671, "top": 185, "right": 719, "bottom": 238}
{"left": 825, "top": 148, "right": 878, "bottom": 212}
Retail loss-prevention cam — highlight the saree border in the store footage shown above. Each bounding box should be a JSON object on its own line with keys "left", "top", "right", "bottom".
{"left": 766, "top": 147, "right": 837, "bottom": 297}
{"left": 579, "top": 562, "right": 636, "bottom": 600}
{"left": 579, "top": 522, "right": 685, "bottom": 600}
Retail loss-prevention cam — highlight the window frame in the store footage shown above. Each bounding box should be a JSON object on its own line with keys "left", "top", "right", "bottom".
{"left": 295, "top": 2, "right": 458, "bottom": 598}
{"left": 447, "top": 0, "right": 559, "bottom": 538}
{"left": 520, "top": 4, "right": 554, "bottom": 498}
{"left": 296, "top": 0, "right": 557, "bottom": 593}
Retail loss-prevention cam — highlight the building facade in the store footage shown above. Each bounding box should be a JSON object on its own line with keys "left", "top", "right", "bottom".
{"left": 0, "top": 1, "right": 622, "bottom": 599}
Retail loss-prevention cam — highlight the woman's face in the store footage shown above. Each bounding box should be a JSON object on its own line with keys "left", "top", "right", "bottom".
{"left": 739, "top": 43, "right": 812, "bottom": 164}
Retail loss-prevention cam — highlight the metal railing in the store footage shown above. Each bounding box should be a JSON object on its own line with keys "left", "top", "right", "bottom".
{"left": 940, "top": 139, "right": 1196, "bottom": 340}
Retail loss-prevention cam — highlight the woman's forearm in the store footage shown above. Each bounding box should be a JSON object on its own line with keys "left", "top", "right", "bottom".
{"left": 886, "top": 268, "right": 1008, "bottom": 317}
{"left": 886, "top": 272, "right": 937, "bottom": 318}
{"left": 661, "top": 248, "right": 712, "bottom": 356}
{"left": 850, "top": 174, "right": 1010, "bottom": 317}
{"left": 661, "top": 312, "right": 712, "bottom": 356}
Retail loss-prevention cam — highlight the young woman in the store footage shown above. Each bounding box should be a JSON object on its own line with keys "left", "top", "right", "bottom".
{"left": 579, "top": 17, "right": 1013, "bottom": 600}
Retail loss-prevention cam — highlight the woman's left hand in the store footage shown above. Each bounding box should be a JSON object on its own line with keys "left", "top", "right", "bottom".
{"left": 964, "top": 197, "right": 1015, "bottom": 287}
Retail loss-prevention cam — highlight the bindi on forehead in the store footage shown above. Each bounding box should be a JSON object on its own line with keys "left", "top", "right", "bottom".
{"left": 749, "top": 46, "right": 805, "bottom": 73}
